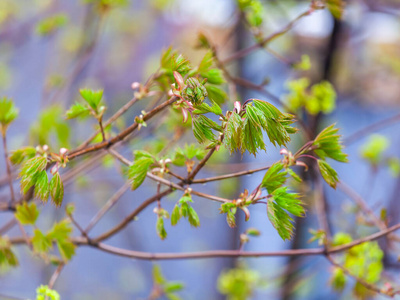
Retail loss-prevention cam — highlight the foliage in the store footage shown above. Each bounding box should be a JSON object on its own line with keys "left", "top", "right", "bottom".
{"left": 36, "top": 285, "right": 60, "bottom": 300}
{"left": 218, "top": 266, "right": 260, "bottom": 300}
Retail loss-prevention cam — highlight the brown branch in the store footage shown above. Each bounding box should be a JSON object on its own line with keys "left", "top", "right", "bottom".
{"left": 48, "top": 264, "right": 64, "bottom": 290}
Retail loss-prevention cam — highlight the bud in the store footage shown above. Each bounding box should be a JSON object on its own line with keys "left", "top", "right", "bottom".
{"left": 234, "top": 101, "right": 242, "bottom": 113}
{"left": 131, "top": 82, "right": 140, "bottom": 90}
{"left": 173, "top": 71, "right": 185, "bottom": 90}
{"left": 43, "top": 145, "right": 49, "bottom": 152}
{"left": 59, "top": 148, "right": 68, "bottom": 156}
{"left": 280, "top": 148, "right": 289, "bottom": 156}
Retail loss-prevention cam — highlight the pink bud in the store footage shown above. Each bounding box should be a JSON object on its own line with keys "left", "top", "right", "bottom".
{"left": 181, "top": 108, "right": 188, "bottom": 123}
{"left": 173, "top": 71, "right": 184, "bottom": 90}
{"left": 59, "top": 148, "right": 68, "bottom": 156}
{"left": 280, "top": 148, "right": 289, "bottom": 155}
{"left": 234, "top": 101, "right": 241, "bottom": 113}
{"left": 131, "top": 82, "right": 140, "bottom": 90}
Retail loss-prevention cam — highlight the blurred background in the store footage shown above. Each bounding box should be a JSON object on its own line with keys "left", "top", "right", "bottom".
{"left": 1, "top": 0, "right": 400, "bottom": 299}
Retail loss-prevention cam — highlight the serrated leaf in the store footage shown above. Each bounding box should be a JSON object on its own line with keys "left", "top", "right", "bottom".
{"left": 9, "top": 147, "right": 36, "bottom": 165}
{"left": 287, "top": 168, "right": 302, "bottom": 182}
{"left": 200, "top": 68, "right": 225, "bottom": 85}
{"left": 192, "top": 115, "right": 216, "bottom": 144}
{"left": 206, "top": 85, "right": 227, "bottom": 104}
{"left": 47, "top": 220, "right": 73, "bottom": 242}
{"left": 226, "top": 211, "right": 236, "bottom": 228}
{"left": 32, "top": 229, "right": 52, "bottom": 253}
{"left": 198, "top": 51, "right": 213, "bottom": 73}
{"left": 171, "top": 205, "right": 181, "bottom": 226}
{"left": 15, "top": 202, "right": 39, "bottom": 225}
{"left": 66, "top": 102, "right": 90, "bottom": 119}
{"left": 128, "top": 152, "right": 154, "bottom": 190}
{"left": 161, "top": 47, "right": 191, "bottom": 75}
{"left": 20, "top": 156, "right": 48, "bottom": 194}
{"left": 267, "top": 187, "right": 304, "bottom": 240}
{"left": 0, "top": 236, "right": 19, "bottom": 267}
{"left": 34, "top": 170, "right": 49, "bottom": 201}
{"left": 187, "top": 206, "right": 200, "bottom": 227}
{"left": 313, "top": 124, "right": 348, "bottom": 162}
{"left": 318, "top": 160, "right": 339, "bottom": 189}
{"left": 261, "top": 162, "right": 287, "bottom": 194}
{"left": 223, "top": 112, "right": 243, "bottom": 153}
{"left": 57, "top": 240, "right": 75, "bottom": 261}
{"left": 241, "top": 113, "right": 266, "bottom": 156}
{"left": 50, "top": 172, "right": 64, "bottom": 206}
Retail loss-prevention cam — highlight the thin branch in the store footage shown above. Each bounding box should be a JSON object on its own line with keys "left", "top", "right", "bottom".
{"left": 48, "top": 264, "right": 65, "bottom": 290}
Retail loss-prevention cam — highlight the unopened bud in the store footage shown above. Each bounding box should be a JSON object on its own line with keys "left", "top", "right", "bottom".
{"left": 131, "top": 82, "right": 140, "bottom": 90}
{"left": 60, "top": 148, "right": 68, "bottom": 156}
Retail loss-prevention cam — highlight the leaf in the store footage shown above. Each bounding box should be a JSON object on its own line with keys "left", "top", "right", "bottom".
{"left": 223, "top": 112, "right": 243, "bottom": 153}
{"left": 200, "top": 68, "right": 225, "bottom": 85}
{"left": 32, "top": 229, "right": 52, "bottom": 253}
{"left": 198, "top": 51, "right": 213, "bottom": 73}
{"left": 79, "top": 89, "right": 103, "bottom": 111}
{"left": 267, "top": 187, "right": 304, "bottom": 240}
{"left": 9, "top": 147, "right": 36, "bottom": 165}
{"left": 160, "top": 47, "right": 191, "bottom": 75}
{"left": 35, "top": 13, "right": 68, "bottom": 36}
{"left": 15, "top": 202, "right": 39, "bottom": 225}
{"left": 293, "top": 54, "right": 311, "bottom": 71}
{"left": 34, "top": 170, "right": 50, "bottom": 201}
{"left": 128, "top": 151, "right": 154, "bottom": 190}
{"left": 0, "top": 97, "right": 18, "bottom": 133}
{"left": 313, "top": 124, "right": 348, "bottom": 162}
{"left": 330, "top": 268, "right": 346, "bottom": 291}
{"left": 36, "top": 285, "right": 60, "bottom": 300}
{"left": 0, "top": 236, "right": 19, "bottom": 267}
{"left": 57, "top": 240, "right": 76, "bottom": 261}
{"left": 241, "top": 112, "right": 266, "bottom": 155}
{"left": 192, "top": 115, "right": 216, "bottom": 144}
{"left": 50, "top": 172, "right": 64, "bottom": 206}
{"left": 192, "top": 100, "right": 222, "bottom": 116}
{"left": 360, "top": 134, "right": 389, "bottom": 166}
{"left": 165, "top": 282, "right": 185, "bottom": 293}
{"left": 187, "top": 206, "right": 200, "bottom": 227}
{"left": 318, "top": 160, "right": 339, "bottom": 189}
{"left": 226, "top": 211, "right": 236, "bottom": 228}
{"left": 66, "top": 102, "right": 91, "bottom": 119}
{"left": 261, "top": 162, "right": 287, "bottom": 194}
{"left": 287, "top": 168, "right": 302, "bottom": 182}
{"left": 156, "top": 216, "right": 167, "bottom": 240}
{"left": 20, "top": 156, "right": 48, "bottom": 194}
{"left": 47, "top": 220, "right": 73, "bottom": 242}
{"left": 171, "top": 204, "right": 181, "bottom": 226}
{"left": 153, "top": 265, "right": 166, "bottom": 284}
{"left": 326, "top": 0, "right": 345, "bottom": 19}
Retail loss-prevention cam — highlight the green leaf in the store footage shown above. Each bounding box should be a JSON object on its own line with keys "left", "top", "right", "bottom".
{"left": 287, "top": 168, "right": 302, "bottom": 182}
{"left": 36, "top": 285, "right": 60, "bottom": 300}
{"left": 165, "top": 282, "right": 185, "bottom": 293}
{"left": 32, "top": 229, "right": 52, "bottom": 254}
{"left": 313, "top": 124, "right": 348, "bottom": 162}
{"left": 192, "top": 115, "right": 216, "bottom": 144}
{"left": 15, "top": 202, "right": 39, "bottom": 225}
{"left": 35, "top": 14, "right": 68, "bottom": 36}
{"left": 128, "top": 151, "right": 154, "bottom": 190}
{"left": 318, "top": 160, "right": 339, "bottom": 189}
{"left": 20, "top": 156, "right": 48, "bottom": 195}
{"left": 267, "top": 187, "right": 304, "bottom": 240}
{"left": 200, "top": 68, "right": 225, "bottom": 85}
{"left": 198, "top": 51, "right": 213, "bottom": 73}
{"left": 293, "top": 54, "right": 311, "bottom": 71}
{"left": 66, "top": 102, "right": 91, "bottom": 119}
{"left": 261, "top": 162, "right": 287, "bottom": 194}
{"left": 50, "top": 172, "right": 64, "bottom": 206}
{"left": 187, "top": 206, "right": 200, "bottom": 227}
{"left": 241, "top": 111, "right": 266, "bottom": 155}
{"left": 223, "top": 112, "right": 243, "bottom": 154}
{"left": 160, "top": 47, "right": 192, "bottom": 76}
{"left": 57, "top": 240, "right": 76, "bottom": 261}
{"left": 0, "top": 97, "right": 18, "bottom": 134}
{"left": 79, "top": 89, "right": 103, "bottom": 111}
{"left": 192, "top": 100, "right": 222, "bottom": 116}
{"left": 9, "top": 147, "right": 36, "bottom": 165}
{"left": 330, "top": 268, "right": 346, "bottom": 291}
{"left": 47, "top": 220, "right": 73, "bottom": 242}
{"left": 171, "top": 204, "right": 181, "bottom": 226}
{"left": 0, "top": 236, "right": 19, "bottom": 267}
{"left": 156, "top": 216, "right": 167, "bottom": 240}
{"left": 34, "top": 170, "right": 50, "bottom": 201}
{"left": 153, "top": 265, "right": 166, "bottom": 284}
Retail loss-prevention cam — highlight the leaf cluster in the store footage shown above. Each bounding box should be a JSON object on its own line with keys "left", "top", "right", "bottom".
{"left": 171, "top": 192, "right": 200, "bottom": 228}
{"left": 153, "top": 265, "right": 185, "bottom": 300}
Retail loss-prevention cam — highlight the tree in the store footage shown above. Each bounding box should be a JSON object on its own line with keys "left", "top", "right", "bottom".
{"left": 1, "top": 0, "right": 400, "bottom": 299}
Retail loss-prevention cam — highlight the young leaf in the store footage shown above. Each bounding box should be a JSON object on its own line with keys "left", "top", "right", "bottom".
{"left": 313, "top": 124, "right": 348, "bottom": 162}
{"left": 0, "top": 236, "right": 19, "bottom": 267}
{"left": 79, "top": 89, "right": 103, "bottom": 111}
{"left": 50, "top": 172, "right": 64, "bottom": 206}
{"left": 9, "top": 147, "right": 36, "bottom": 165}
{"left": 57, "top": 240, "right": 76, "bottom": 261}
{"left": 261, "top": 162, "right": 287, "bottom": 194}
{"left": 171, "top": 204, "right": 181, "bottom": 226}
{"left": 15, "top": 202, "right": 39, "bottom": 225}
{"left": 206, "top": 85, "right": 227, "bottom": 104}
{"left": 318, "top": 160, "right": 339, "bottom": 189}
{"left": 156, "top": 216, "right": 167, "bottom": 240}
{"left": 223, "top": 112, "right": 243, "bottom": 154}
{"left": 0, "top": 97, "right": 19, "bottom": 134}
{"left": 128, "top": 151, "right": 154, "bottom": 190}
{"left": 20, "top": 156, "right": 48, "bottom": 194}
{"left": 200, "top": 68, "right": 225, "bottom": 85}
{"left": 187, "top": 206, "right": 200, "bottom": 227}
{"left": 241, "top": 112, "right": 266, "bottom": 155}
{"left": 267, "top": 187, "right": 304, "bottom": 240}
{"left": 287, "top": 168, "right": 302, "bottom": 182}
{"left": 47, "top": 220, "right": 73, "bottom": 242}
{"left": 32, "top": 229, "right": 52, "bottom": 254}
{"left": 192, "top": 115, "right": 216, "bottom": 144}
{"left": 66, "top": 102, "right": 91, "bottom": 119}
{"left": 36, "top": 285, "right": 60, "bottom": 300}
{"left": 34, "top": 170, "right": 50, "bottom": 201}
{"left": 360, "top": 134, "right": 389, "bottom": 166}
